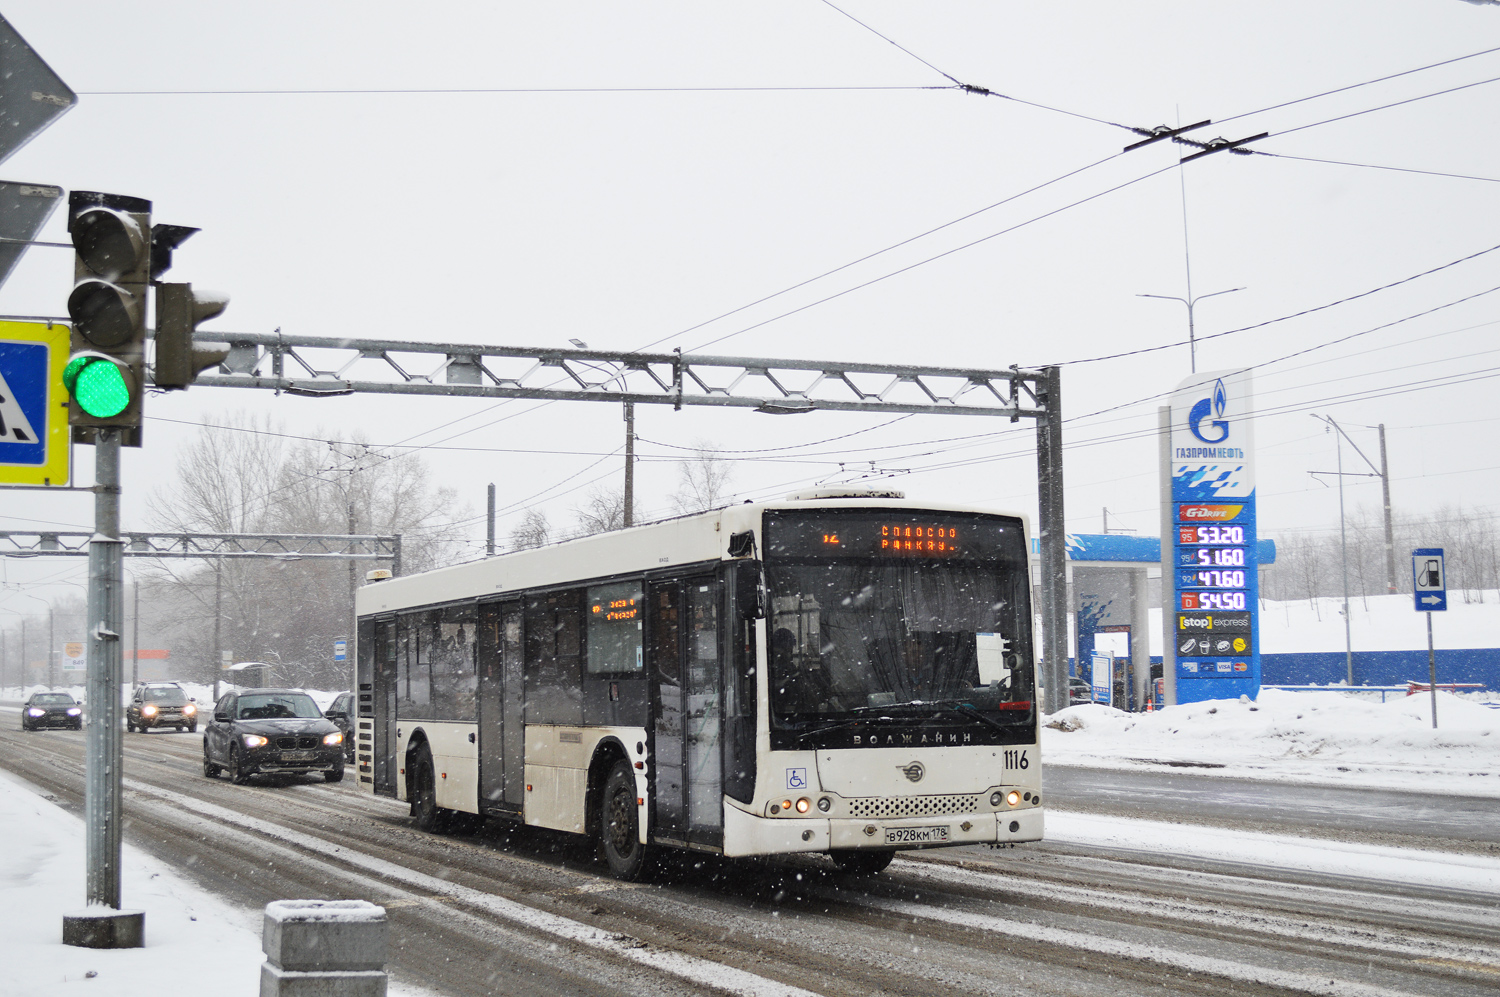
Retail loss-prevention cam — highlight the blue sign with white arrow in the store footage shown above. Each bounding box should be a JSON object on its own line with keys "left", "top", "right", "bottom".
{"left": 1411, "top": 548, "right": 1446, "bottom": 612}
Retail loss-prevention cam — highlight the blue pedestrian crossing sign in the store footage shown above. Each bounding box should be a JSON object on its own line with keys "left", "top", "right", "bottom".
{"left": 1412, "top": 548, "right": 1446, "bottom": 612}
{"left": 0, "top": 320, "right": 70, "bottom": 486}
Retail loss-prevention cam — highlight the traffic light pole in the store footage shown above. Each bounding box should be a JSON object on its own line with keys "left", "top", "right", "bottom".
{"left": 65, "top": 428, "right": 142, "bottom": 947}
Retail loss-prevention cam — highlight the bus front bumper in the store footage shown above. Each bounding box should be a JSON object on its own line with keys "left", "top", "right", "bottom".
{"left": 722, "top": 805, "right": 1043, "bottom": 858}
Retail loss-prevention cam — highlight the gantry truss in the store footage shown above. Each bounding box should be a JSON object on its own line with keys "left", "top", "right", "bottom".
{"left": 0, "top": 530, "right": 401, "bottom": 569}
{"left": 193, "top": 331, "right": 1047, "bottom": 419}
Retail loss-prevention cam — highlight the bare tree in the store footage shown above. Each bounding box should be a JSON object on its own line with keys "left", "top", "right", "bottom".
{"left": 144, "top": 414, "right": 467, "bottom": 689}
{"left": 574, "top": 486, "right": 626, "bottom": 536}
{"left": 510, "top": 508, "right": 552, "bottom": 550}
{"left": 671, "top": 440, "right": 734, "bottom": 515}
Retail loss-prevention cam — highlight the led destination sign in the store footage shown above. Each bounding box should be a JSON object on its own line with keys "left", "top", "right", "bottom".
{"left": 765, "top": 511, "right": 1025, "bottom": 563}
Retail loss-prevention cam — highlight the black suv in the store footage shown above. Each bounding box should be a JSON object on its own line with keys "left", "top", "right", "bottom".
{"left": 203, "top": 688, "right": 345, "bottom": 785}
{"left": 22, "top": 691, "right": 83, "bottom": 730}
{"left": 127, "top": 681, "right": 199, "bottom": 732}
{"left": 323, "top": 691, "right": 355, "bottom": 762}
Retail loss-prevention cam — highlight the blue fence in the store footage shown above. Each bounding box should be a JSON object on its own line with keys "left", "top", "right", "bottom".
{"left": 1260, "top": 649, "right": 1500, "bottom": 690}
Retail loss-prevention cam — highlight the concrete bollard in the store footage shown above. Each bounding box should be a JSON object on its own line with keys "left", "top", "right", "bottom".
{"left": 261, "top": 900, "right": 388, "bottom": 997}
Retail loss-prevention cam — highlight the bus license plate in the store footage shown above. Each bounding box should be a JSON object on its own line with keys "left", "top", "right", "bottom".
{"left": 281, "top": 750, "right": 316, "bottom": 762}
{"left": 884, "top": 825, "right": 949, "bottom": 845}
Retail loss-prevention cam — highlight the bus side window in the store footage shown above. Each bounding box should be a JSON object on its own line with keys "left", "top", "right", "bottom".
{"left": 396, "top": 611, "right": 434, "bottom": 721}
{"left": 653, "top": 586, "right": 681, "bottom": 685}
{"left": 524, "top": 590, "right": 585, "bottom": 725}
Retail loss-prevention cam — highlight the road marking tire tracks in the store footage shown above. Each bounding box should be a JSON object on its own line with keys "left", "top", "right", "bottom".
{"left": 125, "top": 777, "right": 821, "bottom": 997}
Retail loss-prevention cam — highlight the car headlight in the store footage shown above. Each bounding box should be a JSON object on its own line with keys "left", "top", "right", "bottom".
{"left": 141, "top": 705, "right": 158, "bottom": 717}
{"left": 67, "top": 708, "right": 81, "bottom": 716}
{"left": 323, "top": 732, "right": 344, "bottom": 746}
{"left": 27, "top": 708, "right": 44, "bottom": 717}
{"left": 241, "top": 734, "right": 269, "bottom": 748}
{"left": 182, "top": 704, "right": 197, "bottom": 716}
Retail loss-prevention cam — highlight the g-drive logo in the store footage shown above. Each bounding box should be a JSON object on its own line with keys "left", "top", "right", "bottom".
{"left": 1188, "top": 378, "right": 1230, "bottom": 444}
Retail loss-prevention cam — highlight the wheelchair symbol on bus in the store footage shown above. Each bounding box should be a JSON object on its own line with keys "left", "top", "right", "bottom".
{"left": 786, "top": 768, "right": 808, "bottom": 790}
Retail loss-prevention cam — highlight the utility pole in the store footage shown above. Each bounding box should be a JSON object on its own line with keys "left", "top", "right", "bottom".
{"left": 1379, "top": 424, "right": 1396, "bottom": 593}
{"left": 348, "top": 504, "right": 357, "bottom": 644}
{"left": 1310, "top": 414, "right": 1386, "bottom": 686}
{"left": 212, "top": 563, "right": 222, "bottom": 701}
{"left": 486, "top": 483, "right": 496, "bottom": 555}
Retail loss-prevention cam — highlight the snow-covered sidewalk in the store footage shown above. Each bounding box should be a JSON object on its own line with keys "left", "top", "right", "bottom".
{"left": 0, "top": 769, "right": 429, "bottom": 997}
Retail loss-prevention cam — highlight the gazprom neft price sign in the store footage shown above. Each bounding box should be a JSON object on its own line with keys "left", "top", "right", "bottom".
{"left": 1169, "top": 370, "right": 1259, "bottom": 702}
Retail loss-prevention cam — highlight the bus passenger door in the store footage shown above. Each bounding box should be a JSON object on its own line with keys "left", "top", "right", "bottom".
{"left": 478, "top": 599, "right": 524, "bottom": 815}
{"left": 648, "top": 581, "right": 686, "bottom": 840}
{"left": 650, "top": 577, "right": 723, "bottom": 847}
{"left": 684, "top": 578, "right": 724, "bottom": 844}
{"left": 372, "top": 618, "right": 398, "bottom": 796}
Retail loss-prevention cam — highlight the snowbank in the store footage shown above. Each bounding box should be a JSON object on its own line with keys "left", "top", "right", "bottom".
{"left": 1044, "top": 688, "right": 1500, "bottom": 796}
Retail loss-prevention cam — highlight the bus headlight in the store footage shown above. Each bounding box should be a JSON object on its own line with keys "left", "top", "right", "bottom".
{"left": 795, "top": 798, "right": 811, "bottom": 814}
{"left": 1006, "top": 790, "right": 1021, "bottom": 807}
{"left": 817, "top": 797, "right": 832, "bottom": 812}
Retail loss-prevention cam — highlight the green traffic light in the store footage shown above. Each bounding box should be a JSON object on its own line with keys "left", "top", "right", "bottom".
{"left": 64, "top": 354, "right": 132, "bottom": 418}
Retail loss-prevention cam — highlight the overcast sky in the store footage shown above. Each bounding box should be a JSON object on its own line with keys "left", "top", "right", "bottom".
{"left": 2, "top": 0, "right": 1498, "bottom": 602}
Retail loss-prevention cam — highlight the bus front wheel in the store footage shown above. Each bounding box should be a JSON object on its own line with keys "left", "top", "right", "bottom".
{"left": 599, "top": 759, "right": 651, "bottom": 881}
{"left": 411, "top": 744, "right": 451, "bottom": 833}
{"left": 829, "top": 849, "right": 895, "bottom": 875}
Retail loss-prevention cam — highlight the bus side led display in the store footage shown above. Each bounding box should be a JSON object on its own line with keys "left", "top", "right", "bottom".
{"left": 591, "top": 597, "right": 639, "bottom": 622}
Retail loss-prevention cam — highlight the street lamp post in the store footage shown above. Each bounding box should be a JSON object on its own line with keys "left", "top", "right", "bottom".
{"left": 1138, "top": 287, "right": 1245, "bottom": 373}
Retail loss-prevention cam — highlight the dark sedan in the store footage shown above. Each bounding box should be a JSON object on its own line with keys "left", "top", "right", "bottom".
{"left": 22, "top": 691, "right": 83, "bottom": 731}
{"left": 202, "top": 688, "right": 345, "bottom": 785}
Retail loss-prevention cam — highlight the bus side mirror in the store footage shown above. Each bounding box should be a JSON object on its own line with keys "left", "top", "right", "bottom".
{"left": 734, "top": 560, "right": 765, "bottom": 620}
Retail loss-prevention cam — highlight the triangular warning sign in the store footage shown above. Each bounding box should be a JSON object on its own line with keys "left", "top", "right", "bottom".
{"left": 0, "top": 365, "right": 40, "bottom": 443}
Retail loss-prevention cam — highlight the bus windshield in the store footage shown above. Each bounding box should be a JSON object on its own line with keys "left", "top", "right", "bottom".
{"left": 764, "top": 510, "right": 1034, "bottom": 741}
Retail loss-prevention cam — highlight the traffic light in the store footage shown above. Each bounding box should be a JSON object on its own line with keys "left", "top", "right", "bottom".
{"left": 65, "top": 191, "right": 151, "bottom": 445}
{"left": 154, "top": 282, "right": 230, "bottom": 389}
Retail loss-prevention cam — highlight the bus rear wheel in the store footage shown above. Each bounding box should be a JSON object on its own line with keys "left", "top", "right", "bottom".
{"left": 599, "top": 759, "right": 651, "bottom": 881}
{"left": 829, "top": 849, "right": 895, "bottom": 875}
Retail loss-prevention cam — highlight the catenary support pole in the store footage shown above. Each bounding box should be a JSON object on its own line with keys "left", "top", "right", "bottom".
{"left": 84, "top": 428, "right": 124, "bottom": 907}
{"left": 1035, "top": 366, "right": 1068, "bottom": 712}
{"left": 623, "top": 401, "right": 635, "bottom": 528}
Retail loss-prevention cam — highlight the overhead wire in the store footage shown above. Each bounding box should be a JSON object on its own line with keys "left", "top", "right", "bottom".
{"left": 815, "top": 0, "right": 1136, "bottom": 132}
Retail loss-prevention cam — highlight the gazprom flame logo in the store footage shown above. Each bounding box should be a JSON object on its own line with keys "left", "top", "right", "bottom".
{"left": 1188, "top": 378, "right": 1230, "bottom": 444}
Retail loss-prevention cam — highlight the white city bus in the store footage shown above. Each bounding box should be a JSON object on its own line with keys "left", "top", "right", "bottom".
{"left": 353, "top": 489, "right": 1042, "bottom": 879}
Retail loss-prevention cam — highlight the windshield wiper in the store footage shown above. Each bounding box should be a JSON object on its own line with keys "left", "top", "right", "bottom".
{"left": 949, "top": 702, "right": 1018, "bottom": 734}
